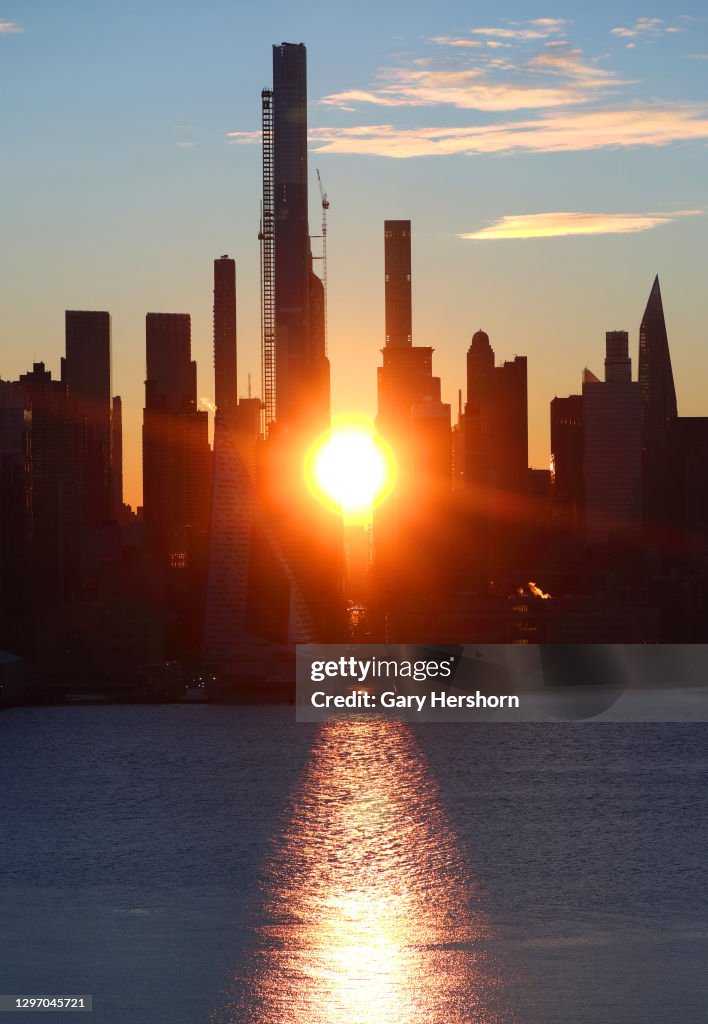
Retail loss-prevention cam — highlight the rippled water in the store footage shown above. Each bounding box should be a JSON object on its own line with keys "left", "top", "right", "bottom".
{"left": 217, "top": 721, "right": 515, "bottom": 1024}
{"left": 1, "top": 707, "right": 706, "bottom": 1024}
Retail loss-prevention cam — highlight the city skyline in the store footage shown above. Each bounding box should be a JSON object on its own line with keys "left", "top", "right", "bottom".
{"left": 1, "top": 2, "right": 707, "bottom": 508}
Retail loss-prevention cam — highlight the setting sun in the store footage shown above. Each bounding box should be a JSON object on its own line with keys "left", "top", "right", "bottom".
{"left": 306, "top": 419, "right": 396, "bottom": 522}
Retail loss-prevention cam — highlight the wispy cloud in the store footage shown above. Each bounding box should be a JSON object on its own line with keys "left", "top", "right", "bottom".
{"left": 303, "top": 105, "right": 708, "bottom": 158}
{"left": 466, "top": 18, "right": 569, "bottom": 41}
{"left": 430, "top": 36, "right": 483, "bottom": 49}
{"left": 0, "top": 20, "right": 23, "bottom": 32}
{"left": 458, "top": 209, "right": 702, "bottom": 240}
{"left": 611, "top": 17, "right": 682, "bottom": 39}
{"left": 321, "top": 45, "right": 625, "bottom": 113}
{"left": 230, "top": 22, "right": 706, "bottom": 162}
{"left": 322, "top": 20, "right": 625, "bottom": 113}
{"left": 322, "top": 71, "right": 603, "bottom": 113}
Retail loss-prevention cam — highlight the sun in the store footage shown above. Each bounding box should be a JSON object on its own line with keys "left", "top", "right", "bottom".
{"left": 306, "top": 418, "right": 396, "bottom": 522}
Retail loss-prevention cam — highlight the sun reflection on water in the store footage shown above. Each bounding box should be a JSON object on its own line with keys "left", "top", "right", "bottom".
{"left": 218, "top": 721, "right": 518, "bottom": 1024}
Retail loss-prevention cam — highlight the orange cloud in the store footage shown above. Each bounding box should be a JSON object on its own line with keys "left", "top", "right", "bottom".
{"left": 306, "top": 104, "right": 708, "bottom": 157}
{"left": 0, "top": 20, "right": 23, "bottom": 32}
{"left": 322, "top": 72, "right": 594, "bottom": 112}
{"left": 458, "top": 210, "right": 703, "bottom": 240}
{"left": 321, "top": 34, "right": 625, "bottom": 113}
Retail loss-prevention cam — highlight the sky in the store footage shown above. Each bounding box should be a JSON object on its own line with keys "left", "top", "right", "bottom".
{"left": 1, "top": 0, "right": 707, "bottom": 508}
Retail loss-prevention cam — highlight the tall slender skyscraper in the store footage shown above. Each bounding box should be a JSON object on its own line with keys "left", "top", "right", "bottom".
{"left": 213, "top": 256, "right": 237, "bottom": 424}
{"left": 384, "top": 220, "right": 412, "bottom": 348}
{"left": 142, "top": 313, "right": 210, "bottom": 567}
{"left": 62, "top": 310, "right": 112, "bottom": 523}
{"left": 375, "top": 219, "right": 451, "bottom": 618}
{"left": 639, "top": 276, "right": 677, "bottom": 441}
{"left": 638, "top": 276, "right": 677, "bottom": 525}
{"left": 272, "top": 41, "right": 310, "bottom": 425}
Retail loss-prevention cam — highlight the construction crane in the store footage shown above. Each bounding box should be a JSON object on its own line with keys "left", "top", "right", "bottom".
{"left": 316, "top": 168, "right": 330, "bottom": 355}
{"left": 259, "top": 89, "right": 275, "bottom": 435}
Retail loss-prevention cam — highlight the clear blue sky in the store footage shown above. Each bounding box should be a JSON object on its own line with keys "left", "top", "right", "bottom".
{"left": 1, "top": 1, "right": 706, "bottom": 505}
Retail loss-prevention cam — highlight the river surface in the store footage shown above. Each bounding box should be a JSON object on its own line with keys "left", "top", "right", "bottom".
{"left": 1, "top": 707, "right": 706, "bottom": 1023}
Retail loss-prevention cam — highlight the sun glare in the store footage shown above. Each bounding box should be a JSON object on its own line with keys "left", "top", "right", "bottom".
{"left": 306, "top": 420, "right": 396, "bottom": 522}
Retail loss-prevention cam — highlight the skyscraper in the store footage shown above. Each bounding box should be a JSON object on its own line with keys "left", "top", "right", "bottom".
{"left": 111, "top": 395, "right": 123, "bottom": 514}
{"left": 272, "top": 41, "right": 310, "bottom": 425}
{"left": 142, "top": 313, "right": 210, "bottom": 568}
{"left": 463, "top": 330, "right": 528, "bottom": 497}
{"left": 17, "top": 363, "right": 84, "bottom": 608}
{"left": 374, "top": 220, "right": 452, "bottom": 619}
{"left": 550, "top": 394, "right": 584, "bottom": 513}
{"left": 62, "top": 310, "right": 112, "bottom": 523}
{"left": 639, "top": 276, "right": 677, "bottom": 443}
{"left": 0, "top": 381, "right": 31, "bottom": 651}
{"left": 638, "top": 276, "right": 677, "bottom": 525}
{"left": 259, "top": 42, "right": 330, "bottom": 434}
{"left": 213, "top": 255, "right": 237, "bottom": 424}
{"left": 384, "top": 220, "right": 412, "bottom": 348}
{"left": 583, "top": 331, "right": 641, "bottom": 543}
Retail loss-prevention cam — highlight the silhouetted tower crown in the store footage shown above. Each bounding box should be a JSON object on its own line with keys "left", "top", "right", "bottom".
{"left": 639, "top": 275, "right": 677, "bottom": 439}
{"left": 384, "top": 220, "right": 412, "bottom": 347}
{"left": 466, "top": 329, "right": 494, "bottom": 407}
{"left": 605, "top": 330, "right": 631, "bottom": 383}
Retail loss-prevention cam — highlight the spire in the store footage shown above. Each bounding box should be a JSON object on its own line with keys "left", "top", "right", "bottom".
{"left": 646, "top": 273, "right": 661, "bottom": 312}
{"left": 639, "top": 274, "right": 677, "bottom": 437}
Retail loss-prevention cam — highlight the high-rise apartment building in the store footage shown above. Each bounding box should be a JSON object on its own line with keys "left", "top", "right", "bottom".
{"left": 213, "top": 256, "right": 237, "bottom": 424}
{"left": 261, "top": 42, "right": 329, "bottom": 433}
{"left": 463, "top": 330, "right": 528, "bottom": 497}
{"left": 17, "top": 363, "right": 84, "bottom": 608}
{"left": 0, "top": 381, "right": 31, "bottom": 651}
{"left": 375, "top": 220, "right": 452, "bottom": 616}
{"left": 550, "top": 394, "right": 584, "bottom": 512}
{"left": 272, "top": 41, "right": 310, "bottom": 425}
{"left": 384, "top": 220, "right": 412, "bottom": 348}
{"left": 142, "top": 313, "right": 210, "bottom": 568}
{"left": 62, "top": 310, "right": 112, "bottom": 523}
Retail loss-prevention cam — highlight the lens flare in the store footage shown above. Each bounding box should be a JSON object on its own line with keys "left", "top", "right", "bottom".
{"left": 306, "top": 419, "right": 396, "bottom": 522}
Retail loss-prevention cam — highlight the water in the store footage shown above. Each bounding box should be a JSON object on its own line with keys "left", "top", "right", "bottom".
{"left": 1, "top": 707, "right": 706, "bottom": 1023}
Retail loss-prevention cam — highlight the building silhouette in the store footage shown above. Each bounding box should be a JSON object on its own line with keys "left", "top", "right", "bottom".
{"left": 384, "top": 220, "right": 412, "bottom": 348}
{"left": 259, "top": 42, "right": 330, "bottom": 434}
{"left": 249, "top": 43, "right": 341, "bottom": 651}
{"left": 142, "top": 313, "right": 211, "bottom": 573}
{"left": 62, "top": 310, "right": 113, "bottom": 524}
{"left": 463, "top": 330, "right": 528, "bottom": 499}
{"left": 0, "top": 381, "right": 31, "bottom": 652}
{"left": 582, "top": 331, "right": 641, "bottom": 543}
{"left": 550, "top": 394, "right": 584, "bottom": 517}
{"left": 639, "top": 276, "right": 677, "bottom": 527}
{"left": 17, "top": 363, "right": 84, "bottom": 611}
{"left": 213, "top": 256, "right": 238, "bottom": 426}
{"left": 374, "top": 220, "right": 452, "bottom": 625}
{"left": 111, "top": 395, "right": 123, "bottom": 514}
